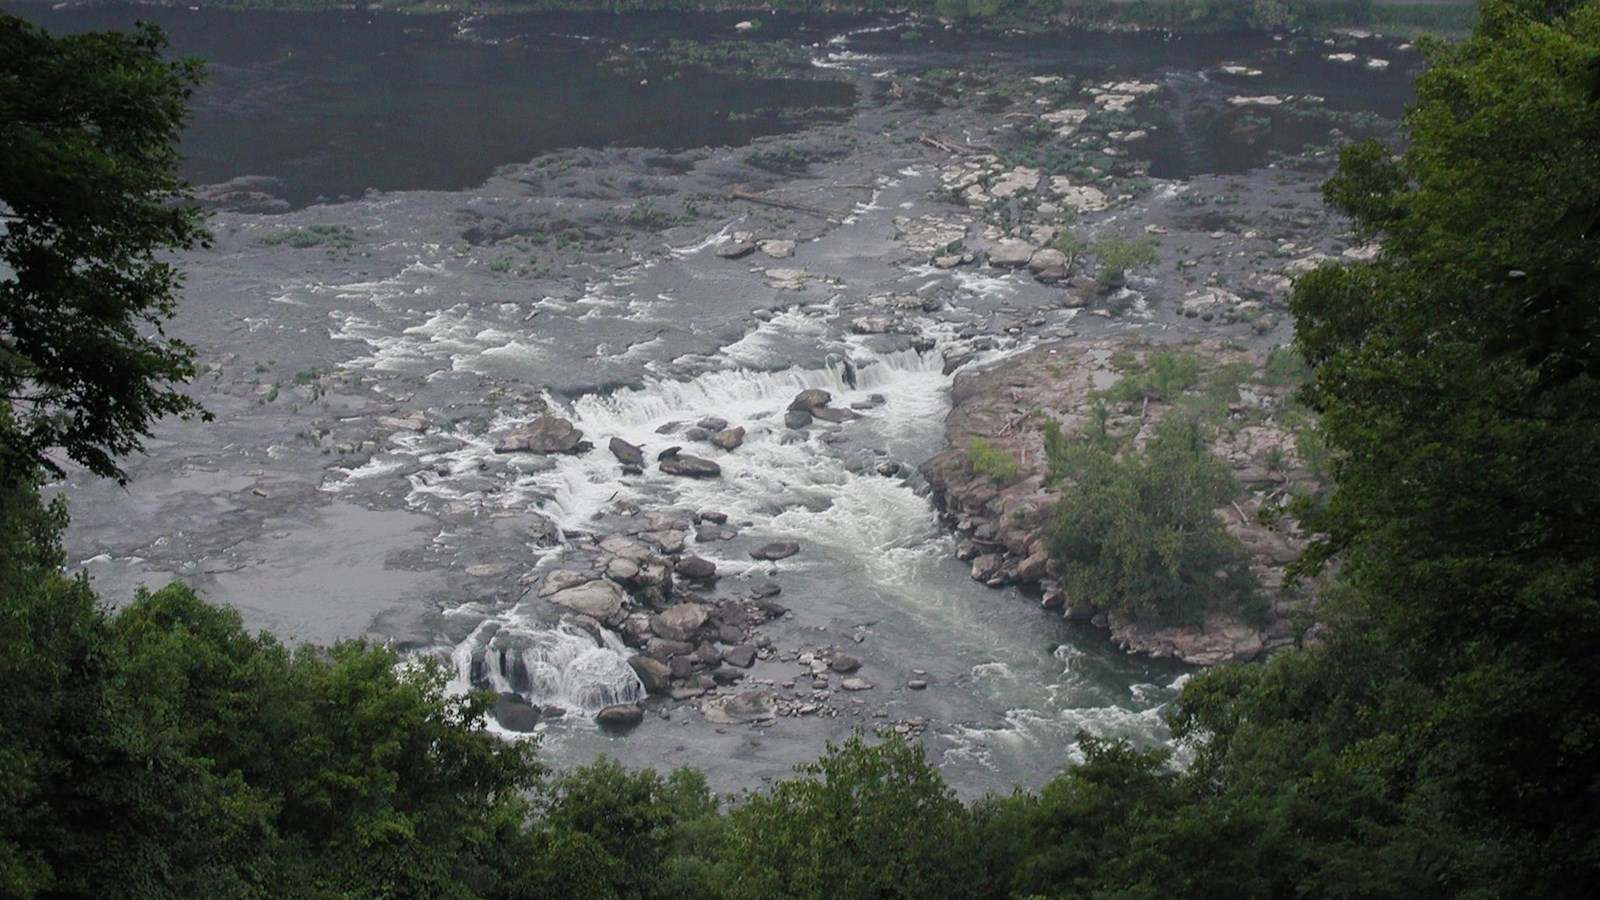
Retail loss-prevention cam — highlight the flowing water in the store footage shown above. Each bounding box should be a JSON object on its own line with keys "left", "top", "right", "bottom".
{"left": 23, "top": 3, "right": 1415, "bottom": 795}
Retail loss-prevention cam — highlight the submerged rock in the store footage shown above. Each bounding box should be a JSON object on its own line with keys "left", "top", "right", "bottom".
{"left": 750, "top": 541, "right": 801, "bottom": 561}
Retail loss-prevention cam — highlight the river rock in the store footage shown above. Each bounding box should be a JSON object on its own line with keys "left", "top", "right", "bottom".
{"left": 595, "top": 704, "right": 645, "bottom": 730}
{"left": 829, "top": 653, "right": 861, "bottom": 673}
{"left": 750, "top": 541, "right": 801, "bottom": 561}
{"left": 697, "top": 416, "right": 729, "bottom": 432}
{"left": 788, "top": 389, "right": 831, "bottom": 412}
{"left": 538, "top": 568, "right": 597, "bottom": 598}
{"left": 652, "top": 603, "right": 709, "bottom": 641}
{"left": 675, "top": 555, "right": 717, "bottom": 580}
{"left": 811, "top": 406, "right": 861, "bottom": 423}
{"left": 1028, "top": 248, "right": 1072, "bottom": 283}
{"left": 988, "top": 239, "right": 1036, "bottom": 268}
{"left": 784, "top": 409, "right": 813, "bottom": 429}
{"left": 907, "top": 679, "right": 929, "bottom": 690}
{"left": 709, "top": 426, "right": 746, "bottom": 450}
{"left": 494, "top": 416, "right": 587, "bottom": 454}
{"left": 840, "top": 677, "right": 873, "bottom": 692}
{"left": 1016, "top": 549, "right": 1051, "bottom": 583}
{"left": 546, "top": 580, "right": 625, "bottom": 620}
{"left": 492, "top": 694, "right": 541, "bottom": 733}
{"left": 971, "top": 553, "right": 1005, "bottom": 583}
{"left": 722, "top": 644, "right": 757, "bottom": 668}
{"left": 701, "top": 689, "right": 776, "bottom": 724}
{"left": 717, "top": 239, "right": 756, "bottom": 259}
{"left": 609, "top": 436, "right": 645, "bottom": 468}
{"left": 628, "top": 655, "right": 672, "bottom": 694}
{"left": 759, "top": 239, "right": 796, "bottom": 258}
{"left": 659, "top": 453, "right": 721, "bottom": 478}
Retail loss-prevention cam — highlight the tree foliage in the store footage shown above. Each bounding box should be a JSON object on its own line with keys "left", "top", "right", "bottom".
{"left": 1047, "top": 415, "right": 1257, "bottom": 625}
{"left": 0, "top": 15, "right": 210, "bottom": 481}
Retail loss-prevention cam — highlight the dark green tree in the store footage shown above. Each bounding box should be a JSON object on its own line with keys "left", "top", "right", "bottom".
{"left": 0, "top": 15, "right": 210, "bottom": 482}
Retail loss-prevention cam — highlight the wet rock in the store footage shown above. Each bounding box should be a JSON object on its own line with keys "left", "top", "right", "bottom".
{"left": 675, "top": 555, "right": 717, "bottom": 581}
{"left": 750, "top": 581, "right": 782, "bottom": 599}
{"left": 750, "top": 541, "right": 801, "bottom": 561}
{"left": 755, "top": 600, "right": 789, "bottom": 620}
{"left": 907, "top": 679, "right": 929, "bottom": 691}
{"left": 698, "top": 510, "right": 728, "bottom": 524}
{"left": 988, "top": 239, "right": 1036, "bottom": 268}
{"left": 788, "top": 389, "right": 832, "bottom": 412}
{"left": 659, "top": 453, "right": 721, "bottom": 478}
{"left": 829, "top": 654, "right": 861, "bottom": 673}
{"left": 545, "top": 580, "right": 624, "bottom": 620}
{"left": 784, "top": 409, "right": 813, "bottom": 429}
{"left": 709, "top": 426, "right": 746, "bottom": 450}
{"left": 697, "top": 416, "right": 729, "bottom": 432}
{"left": 811, "top": 406, "right": 862, "bottom": 423}
{"left": 495, "top": 416, "right": 587, "bottom": 454}
{"left": 722, "top": 644, "right": 757, "bottom": 668}
{"left": 628, "top": 655, "right": 672, "bottom": 694}
{"left": 711, "top": 665, "right": 746, "bottom": 685}
{"left": 541, "top": 706, "right": 566, "bottom": 720}
{"left": 595, "top": 704, "right": 645, "bottom": 730}
{"left": 682, "top": 426, "right": 710, "bottom": 442}
{"left": 493, "top": 694, "right": 541, "bottom": 733}
{"left": 609, "top": 436, "right": 645, "bottom": 468}
{"left": 652, "top": 603, "right": 709, "bottom": 641}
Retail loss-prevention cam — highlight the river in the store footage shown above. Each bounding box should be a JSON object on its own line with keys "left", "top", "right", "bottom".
{"left": 20, "top": 3, "right": 1415, "bottom": 796}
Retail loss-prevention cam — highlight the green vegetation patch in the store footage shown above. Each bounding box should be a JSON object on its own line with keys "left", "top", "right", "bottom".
{"left": 260, "top": 223, "right": 356, "bottom": 250}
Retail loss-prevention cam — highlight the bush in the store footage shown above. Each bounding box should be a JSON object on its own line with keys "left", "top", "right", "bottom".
{"left": 967, "top": 436, "right": 1024, "bottom": 483}
{"left": 1046, "top": 415, "right": 1258, "bottom": 625}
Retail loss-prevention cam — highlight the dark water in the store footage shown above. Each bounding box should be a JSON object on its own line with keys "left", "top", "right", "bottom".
{"left": 12, "top": 5, "right": 858, "bottom": 207}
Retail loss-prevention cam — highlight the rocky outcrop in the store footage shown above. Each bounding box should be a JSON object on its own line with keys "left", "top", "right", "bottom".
{"left": 921, "top": 339, "right": 1318, "bottom": 665}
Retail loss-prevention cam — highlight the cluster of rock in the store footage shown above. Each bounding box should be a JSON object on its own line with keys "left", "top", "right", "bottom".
{"left": 920, "top": 340, "right": 1316, "bottom": 665}
{"left": 716, "top": 231, "right": 796, "bottom": 260}
{"left": 469, "top": 504, "right": 811, "bottom": 726}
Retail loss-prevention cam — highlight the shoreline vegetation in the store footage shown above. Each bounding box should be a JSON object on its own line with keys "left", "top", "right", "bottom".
{"left": 114, "top": 0, "right": 1480, "bottom": 38}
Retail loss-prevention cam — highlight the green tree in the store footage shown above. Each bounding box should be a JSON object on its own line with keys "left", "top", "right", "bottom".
{"left": 718, "top": 733, "right": 981, "bottom": 900}
{"left": 0, "top": 16, "right": 210, "bottom": 482}
{"left": 1047, "top": 415, "right": 1257, "bottom": 625}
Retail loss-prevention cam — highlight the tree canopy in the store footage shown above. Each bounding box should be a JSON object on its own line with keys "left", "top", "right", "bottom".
{"left": 0, "top": 15, "right": 209, "bottom": 482}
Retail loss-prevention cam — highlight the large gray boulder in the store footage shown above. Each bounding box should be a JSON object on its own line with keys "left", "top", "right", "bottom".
{"left": 651, "top": 603, "right": 709, "bottom": 641}
{"left": 628, "top": 655, "right": 672, "bottom": 694}
{"left": 788, "top": 389, "right": 832, "bottom": 412}
{"left": 495, "top": 416, "right": 586, "bottom": 454}
{"left": 595, "top": 704, "right": 645, "bottom": 729}
{"left": 492, "top": 694, "right": 541, "bottom": 733}
{"left": 609, "top": 437, "right": 645, "bottom": 468}
{"left": 988, "top": 239, "right": 1037, "bottom": 268}
{"left": 659, "top": 453, "right": 721, "bottom": 478}
{"left": 545, "top": 580, "right": 625, "bottom": 620}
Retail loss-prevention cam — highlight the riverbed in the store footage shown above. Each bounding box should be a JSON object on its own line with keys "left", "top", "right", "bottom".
{"left": 23, "top": 4, "right": 1417, "bottom": 796}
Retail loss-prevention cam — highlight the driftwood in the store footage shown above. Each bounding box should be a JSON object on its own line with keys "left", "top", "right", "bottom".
{"left": 920, "top": 132, "right": 984, "bottom": 156}
{"left": 725, "top": 188, "right": 840, "bottom": 221}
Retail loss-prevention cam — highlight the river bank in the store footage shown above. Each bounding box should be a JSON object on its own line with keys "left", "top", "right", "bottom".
{"left": 37, "top": 7, "right": 1416, "bottom": 794}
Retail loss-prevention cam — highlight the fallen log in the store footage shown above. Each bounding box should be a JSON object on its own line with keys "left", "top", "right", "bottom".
{"left": 726, "top": 188, "right": 840, "bottom": 221}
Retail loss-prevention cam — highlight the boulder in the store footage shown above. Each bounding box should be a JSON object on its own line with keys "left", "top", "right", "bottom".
{"left": 784, "top": 409, "right": 813, "bottom": 429}
{"left": 652, "top": 603, "right": 710, "bottom": 641}
{"left": 788, "top": 389, "right": 832, "bottom": 412}
{"left": 495, "top": 416, "right": 586, "bottom": 454}
{"left": 628, "top": 655, "right": 672, "bottom": 694}
{"left": 829, "top": 653, "right": 861, "bottom": 674}
{"left": 538, "top": 569, "right": 597, "bottom": 598}
{"left": 609, "top": 437, "right": 645, "bottom": 468}
{"left": 750, "top": 541, "right": 801, "bottom": 561}
{"left": 709, "top": 426, "right": 746, "bottom": 450}
{"left": 1028, "top": 248, "right": 1072, "bottom": 283}
{"left": 1016, "top": 549, "right": 1051, "bottom": 583}
{"left": 659, "top": 453, "right": 721, "bottom": 478}
{"left": 545, "top": 580, "right": 624, "bottom": 619}
{"left": 595, "top": 704, "right": 645, "bottom": 730}
{"left": 759, "top": 239, "right": 796, "bottom": 258}
{"left": 811, "top": 406, "right": 861, "bottom": 423}
{"left": 675, "top": 555, "right": 717, "bottom": 580}
{"left": 492, "top": 694, "right": 541, "bottom": 733}
{"left": 717, "top": 239, "right": 756, "bottom": 259}
{"left": 697, "top": 416, "right": 729, "bottom": 432}
{"left": 988, "top": 239, "right": 1037, "bottom": 268}
{"left": 722, "top": 644, "right": 757, "bottom": 668}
